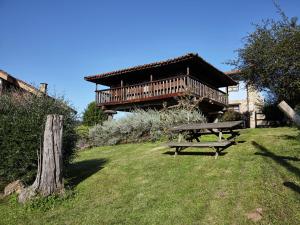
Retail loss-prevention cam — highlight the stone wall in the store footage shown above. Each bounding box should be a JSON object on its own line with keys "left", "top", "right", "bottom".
{"left": 229, "top": 85, "right": 265, "bottom": 128}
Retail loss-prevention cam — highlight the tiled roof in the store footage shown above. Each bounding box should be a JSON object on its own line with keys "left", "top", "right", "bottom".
{"left": 85, "top": 53, "right": 229, "bottom": 81}
{"left": 224, "top": 70, "right": 241, "bottom": 75}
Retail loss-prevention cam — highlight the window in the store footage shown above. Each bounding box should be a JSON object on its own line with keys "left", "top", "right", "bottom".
{"left": 229, "top": 104, "right": 240, "bottom": 112}
{"left": 228, "top": 83, "right": 239, "bottom": 92}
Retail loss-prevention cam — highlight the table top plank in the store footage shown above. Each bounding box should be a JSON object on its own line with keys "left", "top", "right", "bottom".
{"left": 170, "top": 121, "right": 243, "bottom": 131}
{"left": 167, "top": 141, "right": 232, "bottom": 148}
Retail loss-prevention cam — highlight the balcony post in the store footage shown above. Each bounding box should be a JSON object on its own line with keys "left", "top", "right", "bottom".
{"left": 187, "top": 66, "right": 190, "bottom": 75}
{"left": 150, "top": 74, "right": 153, "bottom": 96}
{"left": 226, "top": 86, "right": 229, "bottom": 104}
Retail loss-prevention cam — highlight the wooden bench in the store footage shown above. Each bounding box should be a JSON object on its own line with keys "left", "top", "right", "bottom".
{"left": 167, "top": 141, "right": 232, "bottom": 158}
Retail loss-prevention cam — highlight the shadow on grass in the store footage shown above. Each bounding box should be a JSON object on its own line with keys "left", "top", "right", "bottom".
{"left": 163, "top": 151, "right": 227, "bottom": 156}
{"left": 255, "top": 153, "right": 300, "bottom": 162}
{"left": 281, "top": 133, "right": 300, "bottom": 141}
{"left": 65, "top": 158, "right": 107, "bottom": 187}
{"left": 252, "top": 141, "right": 300, "bottom": 195}
{"left": 283, "top": 182, "right": 300, "bottom": 194}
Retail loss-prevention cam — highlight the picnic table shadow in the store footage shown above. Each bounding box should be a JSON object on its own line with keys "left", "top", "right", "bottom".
{"left": 252, "top": 141, "right": 300, "bottom": 195}
{"left": 65, "top": 158, "right": 107, "bottom": 187}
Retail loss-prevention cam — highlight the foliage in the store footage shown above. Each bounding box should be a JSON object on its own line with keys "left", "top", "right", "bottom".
{"left": 220, "top": 110, "right": 243, "bottom": 122}
{"left": 229, "top": 4, "right": 300, "bottom": 107}
{"left": 0, "top": 92, "right": 77, "bottom": 186}
{"left": 261, "top": 102, "right": 285, "bottom": 123}
{"left": 0, "top": 128, "right": 299, "bottom": 224}
{"left": 295, "top": 104, "right": 300, "bottom": 115}
{"left": 75, "top": 125, "right": 91, "bottom": 149}
{"left": 76, "top": 125, "right": 90, "bottom": 140}
{"left": 89, "top": 108, "right": 206, "bottom": 146}
{"left": 82, "top": 102, "right": 107, "bottom": 126}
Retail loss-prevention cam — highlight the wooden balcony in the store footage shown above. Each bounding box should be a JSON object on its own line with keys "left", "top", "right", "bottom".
{"left": 96, "top": 75, "right": 228, "bottom": 109}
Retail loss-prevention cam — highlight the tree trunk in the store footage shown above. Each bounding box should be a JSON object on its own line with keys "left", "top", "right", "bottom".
{"left": 19, "top": 115, "right": 64, "bottom": 202}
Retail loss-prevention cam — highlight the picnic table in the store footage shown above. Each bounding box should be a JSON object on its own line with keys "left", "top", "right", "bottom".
{"left": 167, "top": 121, "right": 243, "bottom": 158}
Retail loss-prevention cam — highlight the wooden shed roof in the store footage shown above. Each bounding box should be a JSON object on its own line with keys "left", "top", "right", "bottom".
{"left": 84, "top": 53, "right": 237, "bottom": 87}
{"left": 0, "top": 70, "right": 41, "bottom": 95}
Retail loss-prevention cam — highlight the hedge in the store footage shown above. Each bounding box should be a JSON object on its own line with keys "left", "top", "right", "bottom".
{"left": 0, "top": 92, "right": 77, "bottom": 187}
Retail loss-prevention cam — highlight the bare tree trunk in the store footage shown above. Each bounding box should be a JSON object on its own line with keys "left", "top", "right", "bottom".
{"left": 19, "top": 115, "right": 64, "bottom": 203}
{"left": 278, "top": 101, "right": 300, "bottom": 127}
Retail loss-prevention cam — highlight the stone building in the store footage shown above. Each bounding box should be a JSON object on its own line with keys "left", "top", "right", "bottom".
{"left": 225, "top": 70, "right": 265, "bottom": 128}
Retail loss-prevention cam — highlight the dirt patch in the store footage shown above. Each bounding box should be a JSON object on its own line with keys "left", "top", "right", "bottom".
{"left": 149, "top": 146, "right": 168, "bottom": 152}
{"left": 246, "top": 208, "right": 263, "bottom": 222}
{"left": 216, "top": 191, "right": 227, "bottom": 198}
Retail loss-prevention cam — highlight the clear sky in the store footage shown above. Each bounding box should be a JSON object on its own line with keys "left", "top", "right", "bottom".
{"left": 1, "top": 0, "right": 299, "bottom": 117}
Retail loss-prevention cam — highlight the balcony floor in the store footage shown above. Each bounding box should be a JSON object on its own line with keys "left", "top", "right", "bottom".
{"left": 98, "top": 93, "right": 226, "bottom": 113}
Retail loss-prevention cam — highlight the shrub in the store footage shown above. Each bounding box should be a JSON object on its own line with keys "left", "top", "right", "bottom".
{"left": 0, "top": 92, "right": 77, "bottom": 186}
{"left": 89, "top": 108, "right": 206, "bottom": 146}
{"left": 75, "top": 125, "right": 91, "bottom": 149}
{"left": 262, "top": 103, "right": 285, "bottom": 125}
{"left": 220, "top": 110, "right": 243, "bottom": 122}
{"left": 82, "top": 101, "right": 107, "bottom": 126}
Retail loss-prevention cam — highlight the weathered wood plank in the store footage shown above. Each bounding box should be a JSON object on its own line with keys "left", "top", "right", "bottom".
{"left": 170, "top": 121, "right": 243, "bottom": 131}
{"left": 167, "top": 141, "right": 231, "bottom": 148}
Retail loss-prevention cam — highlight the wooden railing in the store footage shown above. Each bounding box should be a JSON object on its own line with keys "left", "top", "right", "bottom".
{"left": 96, "top": 75, "right": 228, "bottom": 105}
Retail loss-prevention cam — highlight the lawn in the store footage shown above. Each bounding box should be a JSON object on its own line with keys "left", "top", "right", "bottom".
{"left": 0, "top": 127, "right": 299, "bottom": 225}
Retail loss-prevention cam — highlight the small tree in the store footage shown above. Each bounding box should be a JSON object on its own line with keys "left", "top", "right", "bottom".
{"left": 82, "top": 102, "right": 107, "bottom": 126}
{"left": 229, "top": 3, "right": 300, "bottom": 107}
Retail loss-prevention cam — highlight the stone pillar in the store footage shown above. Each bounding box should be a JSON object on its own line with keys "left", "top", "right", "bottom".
{"left": 39, "top": 83, "right": 48, "bottom": 94}
{"left": 104, "top": 110, "right": 117, "bottom": 120}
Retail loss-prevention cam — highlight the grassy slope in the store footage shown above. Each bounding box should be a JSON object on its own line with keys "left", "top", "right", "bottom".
{"left": 0, "top": 127, "right": 299, "bottom": 225}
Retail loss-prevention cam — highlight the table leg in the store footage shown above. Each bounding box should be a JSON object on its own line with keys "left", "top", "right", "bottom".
{"left": 218, "top": 131, "right": 223, "bottom": 142}
{"left": 175, "top": 147, "right": 179, "bottom": 157}
{"left": 214, "top": 147, "right": 220, "bottom": 159}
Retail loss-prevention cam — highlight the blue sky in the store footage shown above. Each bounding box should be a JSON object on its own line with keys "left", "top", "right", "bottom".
{"left": 1, "top": 0, "right": 299, "bottom": 117}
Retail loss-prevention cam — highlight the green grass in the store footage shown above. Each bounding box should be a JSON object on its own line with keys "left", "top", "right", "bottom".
{"left": 0, "top": 127, "right": 300, "bottom": 225}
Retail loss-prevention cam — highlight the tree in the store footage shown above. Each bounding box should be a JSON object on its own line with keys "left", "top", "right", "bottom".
{"left": 82, "top": 102, "right": 107, "bottom": 126}
{"left": 19, "top": 115, "right": 64, "bottom": 203}
{"left": 229, "top": 3, "right": 300, "bottom": 107}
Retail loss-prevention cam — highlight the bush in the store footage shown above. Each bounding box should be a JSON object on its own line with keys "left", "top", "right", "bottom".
{"left": 89, "top": 108, "right": 206, "bottom": 146}
{"left": 262, "top": 103, "right": 285, "bottom": 125}
{"left": 220, "top": 110, "right": 243, "bottom": 122}
{"left": 0, "top": 92, "right": 77, "bottom": 186}
{"left": 82, "top": 101, "right": 107, "bottom": 126}
{"left": 75, "top": 125, "right": 91, "bottom": 149}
